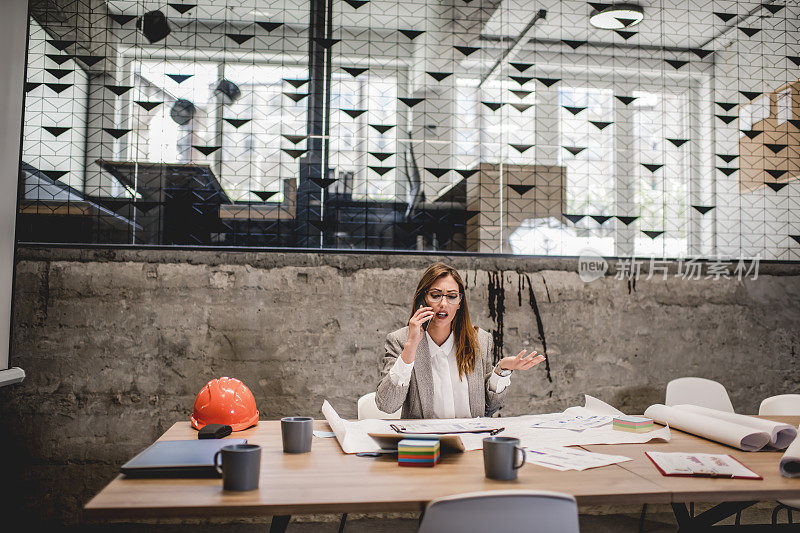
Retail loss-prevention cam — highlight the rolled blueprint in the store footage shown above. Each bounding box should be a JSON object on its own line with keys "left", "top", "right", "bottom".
{"left": 780, "top": 429, "right": 800, "bottom": 477}
{"left": 644, "top": 404, "right": 771, "bottom": 451}
{"left": 674, "top": 405, "right": 797, "bottom": 450}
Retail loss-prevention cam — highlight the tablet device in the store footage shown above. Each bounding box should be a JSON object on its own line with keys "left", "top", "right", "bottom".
{"left": 368, "top": 433, "right": 465, "bottom": 453}
{"left": 120, "top": 438, "right": 247, "bottom": 478}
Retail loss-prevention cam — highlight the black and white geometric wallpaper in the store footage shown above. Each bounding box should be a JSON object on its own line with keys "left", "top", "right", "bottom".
{"left": 18, "top": 0, "right": 800, "bottom": 259}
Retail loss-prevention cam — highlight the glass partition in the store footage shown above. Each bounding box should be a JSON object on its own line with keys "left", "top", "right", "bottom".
{"left": 17, "top": 1, "right": 800, "bottom": 259}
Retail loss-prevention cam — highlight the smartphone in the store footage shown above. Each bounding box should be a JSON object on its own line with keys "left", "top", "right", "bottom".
{"left": 416, "top": 299, "right": 431, "bottom": 331}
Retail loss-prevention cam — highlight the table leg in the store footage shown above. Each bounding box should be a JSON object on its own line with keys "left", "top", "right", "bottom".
{"left": 638, "top": 503, "right": 647, "bottom": 533}
{"left": 673, "top": 501, "right": 757, "bottom": 530}
{"left": 270, "top": 514, "right": 291, "bottom": 533}
{"left": 672, "top": 502, "right": 693, "bottom": 529}
{"left": 695, "top": 501, "right": 756, "bottom": 527}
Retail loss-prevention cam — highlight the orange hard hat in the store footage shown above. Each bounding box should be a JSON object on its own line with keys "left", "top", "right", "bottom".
{"left": 191, "top": 377, "right": 259, "bottom": 431}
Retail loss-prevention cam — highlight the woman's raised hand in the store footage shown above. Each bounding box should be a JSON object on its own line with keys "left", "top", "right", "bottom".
{"left": 498, "top": 349, "right": 546, "bottom": 372}
{"left": 407, "top": 305, "right": 435, "bottom": 346}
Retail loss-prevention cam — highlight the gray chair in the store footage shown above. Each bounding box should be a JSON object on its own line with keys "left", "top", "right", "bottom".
{"left": 418, "top": 490, "right": 580, "bottom": 533}
{"left": 759, "top": 394, "right": 800, "bottom": 525}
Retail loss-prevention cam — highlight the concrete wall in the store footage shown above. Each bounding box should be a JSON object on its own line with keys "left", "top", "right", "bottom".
{"left": 1, "top": 246, "right": 799, "bottom": 525}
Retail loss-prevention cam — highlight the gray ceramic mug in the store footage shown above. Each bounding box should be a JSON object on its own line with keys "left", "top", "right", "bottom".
{"left": 281, "top": 416, "right": 314, "bottom": 453}
{"left": 483, "top": 436, "right": 526, "bottom": 480}
{"left": 213, "top": 443, "right": 261, "bottom": 491}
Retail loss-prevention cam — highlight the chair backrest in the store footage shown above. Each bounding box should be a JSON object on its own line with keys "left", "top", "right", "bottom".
{"left": 357, "top": 392, "right": 401, "bottom": 420}
{"left": 418, "top": 490, "right": 579, "bottom": 533}
{"left": 665, "top": 377, "right": 735, "bottom": 412}
{"left": 759, "top": 394, "right": 800, "bottom": 416}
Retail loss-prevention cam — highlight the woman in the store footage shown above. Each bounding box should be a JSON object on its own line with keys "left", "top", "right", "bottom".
{"left": 376, "top": 262, "right": 545, "bottom": 418}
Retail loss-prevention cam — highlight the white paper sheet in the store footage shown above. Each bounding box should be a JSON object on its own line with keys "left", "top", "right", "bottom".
{"left": 510, "top": 395, "right": 669, "bottom": 449}
{"left": 643, "top": 404, "right": 792, "bottom": 451}
{"left": 512, "top": 423, "right": 672, "bottom": 450}
{"left": 528, "top": 415, "right": 613, "bottom": 431}
{"left": 390, "top": 419, "right": 496, "bottom": 433}
{"left": 321, "top": 395, "right": 670, "bottom": 454}
{"left": 460, "top": 396, "right": 670, "bottom": 451}
{"left": 564, "top": 395, "right": 625, "bottom": 417}
{"left": 321, "top": 400, "right": 390, "bottom": 453}
{"left": 524, "top": 446, "right": 632, "bottom": 471}
{"left": 780, "top": 427, "right": 800, "bottom": 478}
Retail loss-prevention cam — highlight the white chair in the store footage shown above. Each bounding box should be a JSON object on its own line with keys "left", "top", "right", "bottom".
{"left": 665, "top": 377, "right": 735, "bottom": 412}
{"left": 357, "top": 391, "right": 401, "bottom": 420}
{"left": 760, "top": 394, "right": 800, "bottom": 416}
{"left": 418, "top": 490, "right": 580, "bottom": 533}
{"left": 759, "top": 394, "right": 800, "bottom": 525}
{"left": 653, "top": 378, "right": 735, "bottom": 528}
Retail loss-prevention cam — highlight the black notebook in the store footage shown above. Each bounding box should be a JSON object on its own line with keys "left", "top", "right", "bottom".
{"left": 121, "top": 438, "right": 247, "bottom": 478}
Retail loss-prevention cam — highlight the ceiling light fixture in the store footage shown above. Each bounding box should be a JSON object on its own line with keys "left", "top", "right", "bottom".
{"left": 137, "top": 10, "right": 171, "bottom": 44}
{"left": 589, "top": 3, "right": 644, "bottom": 30}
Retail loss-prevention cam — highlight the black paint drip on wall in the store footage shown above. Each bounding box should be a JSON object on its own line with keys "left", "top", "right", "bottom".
{"left": 487, "top": 271, "right": 504, "bottom": 366}
{"left": 524, "top": 274, "right": 553, "bottom": 383}
{"left": 627, "top": 274, "right": 636, "bottom": 294}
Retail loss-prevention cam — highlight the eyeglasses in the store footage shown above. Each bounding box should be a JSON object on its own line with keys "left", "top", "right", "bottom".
{"left": 425, "top": 290, "right": 462, "bottom": 304}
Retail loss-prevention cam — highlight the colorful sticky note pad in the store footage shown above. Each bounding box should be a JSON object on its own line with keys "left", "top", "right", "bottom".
{"left": 613, "top": 415, "right": 654, "bottom": 433}
{"left": 398, "top": 439, "right": 440, "bottom": 467}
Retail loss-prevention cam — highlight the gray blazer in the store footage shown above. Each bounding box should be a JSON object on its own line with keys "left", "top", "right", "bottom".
{"left": 375, "top": 326, "right": 507, "bottom": 418}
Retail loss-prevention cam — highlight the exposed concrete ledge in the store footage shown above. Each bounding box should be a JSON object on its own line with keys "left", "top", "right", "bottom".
{"left": 15, "top": 244, "right": 800, "bottom": 276}
{"left": 0, "top": 367, "right": 25, "bottom": 387}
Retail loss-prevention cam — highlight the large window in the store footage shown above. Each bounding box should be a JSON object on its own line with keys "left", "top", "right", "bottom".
{"left": 17, "top": 1, "right": 800, "bottom": 259}
{"left": 633, "top": 90, "right": 690, "bottom": 257}
{"left": 222, "top": 64, "right": 308, "bottom": 203}
{"left": 330, "top": 71, "right": 398, "bottom": 200}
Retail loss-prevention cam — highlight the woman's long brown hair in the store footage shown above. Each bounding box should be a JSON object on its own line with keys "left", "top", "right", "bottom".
{"left": 410, "top": 262, "right": 479, "bottom": 378}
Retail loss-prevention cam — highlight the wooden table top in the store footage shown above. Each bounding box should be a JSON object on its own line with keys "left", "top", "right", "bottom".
{"left": 84, "top": 416, "right": 800, "bottom": 520}
{"left": 584, "top": 415, "right": 800, "bottom": 503}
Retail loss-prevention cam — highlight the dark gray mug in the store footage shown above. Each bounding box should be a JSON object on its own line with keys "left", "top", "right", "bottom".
{"left": 213, "top": 443, "right": 261, "bottom": 491}
{"left": 281, "top": 416, "right": 313, "bottom": 453}
{"left": 483, "top": 436, "right": 526, "bottom": 480}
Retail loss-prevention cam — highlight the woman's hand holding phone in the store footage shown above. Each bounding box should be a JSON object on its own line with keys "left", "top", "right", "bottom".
{"left": 403, "top": 305, "right": 434, "bottom": 362}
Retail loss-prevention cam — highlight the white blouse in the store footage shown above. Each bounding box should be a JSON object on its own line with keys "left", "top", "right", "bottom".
{"left": 388, "top": 331, "right": 511, "bottom": 418}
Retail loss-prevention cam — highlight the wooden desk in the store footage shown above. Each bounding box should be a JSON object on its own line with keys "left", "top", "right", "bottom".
{"left": 584, "top": 415, "right": 800, "bottom": 530}
{"left": 85, "top": 417, "right": 800, "bottom": 531}
{"left": 583, "top": 418, "right": 800, "bottom": 504}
